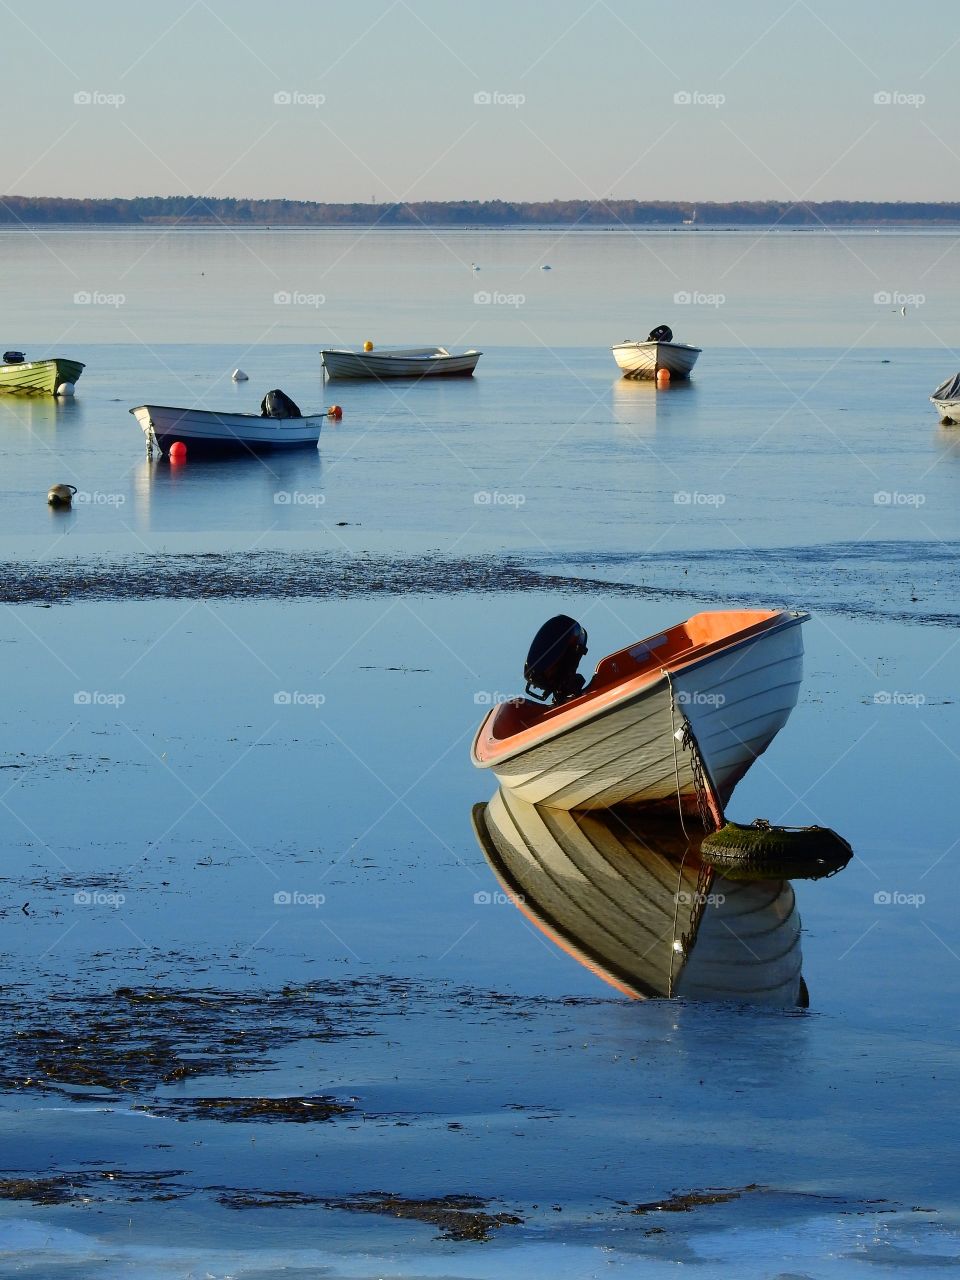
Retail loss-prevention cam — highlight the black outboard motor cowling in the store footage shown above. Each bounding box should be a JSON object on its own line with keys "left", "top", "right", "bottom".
{"left": 261, "top": 389, "right": 303, "bottom": 419}
{"left": 3, "top": 351, "right": 25, "bottom": 364}
{"left": 646, "top": 324, "right": 673, "bottom": 343}
{"left": 524, "top": 615, "right": 588, "bottom": 705}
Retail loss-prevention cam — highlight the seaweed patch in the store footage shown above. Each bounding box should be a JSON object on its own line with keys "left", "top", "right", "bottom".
{"left": 321, "top": 1190, "right": 524, "bottom": 1241}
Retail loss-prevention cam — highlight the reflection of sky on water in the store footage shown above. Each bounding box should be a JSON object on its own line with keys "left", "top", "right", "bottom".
{"left": 1, "top": 587, "right": 958, "bottom": 1267}
{"left": 2, "top": 228, "right": 960, "bottom": 1270}
{"left": 2, "top": 342, "right": 959, "bottom": 572}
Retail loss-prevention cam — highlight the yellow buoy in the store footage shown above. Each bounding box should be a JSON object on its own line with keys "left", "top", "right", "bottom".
{"left": 656, "top": 368, "right": 671, "bottom": 388}
{"left": 47, "top": 483, "right": 77, "bottom": 507}
{"left": 363, "top": 340, "right": 374, "bottom": 352}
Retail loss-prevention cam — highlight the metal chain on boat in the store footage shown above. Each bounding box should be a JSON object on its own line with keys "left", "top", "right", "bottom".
{"left": 669, "top": 854, "right": 716, "bottom": 993}
{"left": 677, "top": 860, "right": 715, "bottom": 964}
{"left": 679, "top": 720, "right": 717, "bottom": 833}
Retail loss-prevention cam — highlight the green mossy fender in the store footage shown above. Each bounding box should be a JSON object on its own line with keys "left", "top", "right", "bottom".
{"left": 700, "top": 819, "right": 852, "bottom": 881}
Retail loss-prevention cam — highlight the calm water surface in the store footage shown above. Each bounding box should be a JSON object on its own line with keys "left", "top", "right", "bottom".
{"left": 0, "top": 229, "right": 958, "bottom": 1277}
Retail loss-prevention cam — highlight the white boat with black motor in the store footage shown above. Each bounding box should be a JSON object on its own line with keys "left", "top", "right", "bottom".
{"left": 612, "top": 325, "right": 701, "bottom": 380}
{"left": 931, "top": 372, "right": 960, "bottom": 424}
{"left": 131, "top": 389, "right": 324, "bottom": 456}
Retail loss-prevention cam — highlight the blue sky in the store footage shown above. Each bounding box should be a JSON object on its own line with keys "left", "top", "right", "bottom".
{"left": 2, "top": 0, "right": 957, "bottom": 201}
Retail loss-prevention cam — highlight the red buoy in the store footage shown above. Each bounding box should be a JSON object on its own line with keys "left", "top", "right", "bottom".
{"left": 328, "top": 404, "right": 343, "bottom": 419}
{"left": 656, "top": 368, "right": 671, "bottom": 389}
{"left": 169, "top": 440, "right": 187, "bottom": 462}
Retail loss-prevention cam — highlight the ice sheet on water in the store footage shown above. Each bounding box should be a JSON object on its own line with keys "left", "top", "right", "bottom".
{"left": 0, "top": 1210, "right": 957, "bottom": 1280}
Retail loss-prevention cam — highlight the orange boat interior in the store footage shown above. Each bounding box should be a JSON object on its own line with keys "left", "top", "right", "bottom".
{"left": 482, "top": 609, "right": 785, "bottom": 746}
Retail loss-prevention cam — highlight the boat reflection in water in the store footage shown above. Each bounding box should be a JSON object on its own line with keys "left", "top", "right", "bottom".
{"left": 472, "top": 789, "right": 821, "bottom": 1008}
{"left": 610, "top": 371, "right": 697, "bottom": 436}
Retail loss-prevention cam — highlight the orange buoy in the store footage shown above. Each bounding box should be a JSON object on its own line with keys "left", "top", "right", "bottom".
{"left": 363, "top": 340, "right": 374, "bottom": 352}
{"left": 168, "top": 440, "right": 187, "bottom": 462}
{"left": 328, "top": 404, "right": 343, "bottom": 419}
{"left": 656, "top": 368, "right": 671, "bottom": 388}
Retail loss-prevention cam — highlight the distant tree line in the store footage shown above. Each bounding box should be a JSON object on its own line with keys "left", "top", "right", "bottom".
{"left": 2, "top": 196, "right": 960, "bottom": 226}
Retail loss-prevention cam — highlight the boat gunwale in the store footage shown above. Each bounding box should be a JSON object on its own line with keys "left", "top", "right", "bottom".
{"left": 0, "top": 358, "right": 86, "bottom": 373}
{"left": 320, "top": 347, "right": 481, "bottom": 360}
{"left": 472, "top": 610, "right": 807, "bottom": 769}
{"left": 129, "top": 404, "right": 327, "bottom": 425}
{"left": 610, "top": 340, "right": 702, "bottom": 354}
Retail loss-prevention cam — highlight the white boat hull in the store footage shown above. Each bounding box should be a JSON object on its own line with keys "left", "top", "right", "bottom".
{"left": 612, "top": 340, "right": 701, "bottom": 380}
{"left": 931, "top": 397, "right": 960, "bottom": 424}
{"left": 474, "top": 616, "right": 805, "bottom": 812}
{"left": 321, "top": 347, "right": 481, "bottom": 380}
{"left": 130, "top": 405, "right": 323, "bottom": 453}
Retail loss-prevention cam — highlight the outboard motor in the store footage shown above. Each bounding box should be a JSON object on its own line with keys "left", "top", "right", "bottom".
{"left": 260, "top": 389, "right": 303, "bottom": 419}
{"left": 646, "top": 325, "right": 673, "bottom": 344}
{"left": 524, "top": 615, "right": 588, "bottom": 705}
{"left": 3, "top": 351, "right": 25, "bottom": 364}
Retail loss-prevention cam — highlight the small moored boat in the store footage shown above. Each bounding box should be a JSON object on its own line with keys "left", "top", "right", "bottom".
{"left": 612, "top": 325, "right": 700, "bottom": 380}
{"left": 930, "top": 372, "right": 960, "bottom": 423}
{"left": 130, "top": 403, "right": 324, "bottom": 454}
{"left": 471, "top": 609, "right": 807, "bottom": 813}
{"left": 473, "top": 789, "right": 805, "bottom": 1005}
{"left": 0, "top": 354, "right": 84, "bottom": 396}
{"left": 321, "top": 346, "right": 481, "bottom": 380}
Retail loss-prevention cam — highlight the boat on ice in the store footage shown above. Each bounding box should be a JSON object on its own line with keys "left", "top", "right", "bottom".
{"left": 612, "top": 325, "right": 700, "bottom": 380}
{"left": 471, "top": 609, "right": 807, "bottom": 813}
{"left": 130, "top": 402, "right": 324, "bottom": 455}
{"left": 472, "top": 789, "right": 805, "bottom": 1005}
{"left": 0, "top": 353, "right": 84, "bottom": 396}
{"left": 930, "top": 372, "right": 960, "bottom": 423}
{"left": 320, "top": 346, "right": 481, "bottom": 380}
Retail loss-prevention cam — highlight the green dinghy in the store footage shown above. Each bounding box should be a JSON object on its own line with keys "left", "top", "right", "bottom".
{"left": 0, "top": 356, "right": 84, "bottom": 396}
